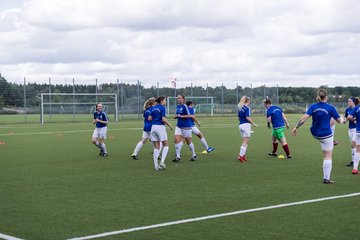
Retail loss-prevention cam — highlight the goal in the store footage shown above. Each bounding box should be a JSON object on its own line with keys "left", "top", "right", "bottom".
{"left": 166, "top": 96, "right": 215, "bottom": 116}
{"left": 40, "top": 93, "right": 118, "bottom": 124}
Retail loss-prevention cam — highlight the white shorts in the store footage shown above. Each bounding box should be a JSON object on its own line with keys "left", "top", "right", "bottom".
{"left": 239, "top": 123, "right": 251, "bottom": 138}
{"left": 355, "top": 133, "right": 360, "bottom": 145}
{"left": 318, "top": 136, "right": 334, "bottom": 151}
{"left": 92, "top": 127, "right": 107, "bottom": 139}
{"left": 349, "top": 128, "right": 356, "bottom": 142}
{"left": 192, "top": 126, "right": 201, "bottom": 135}
{"left": 175, "top": 126, "right": 192, "bottom": 138}
{"left": 151, "top": 125, "right": 168, "bottom": 142}
{"left": 142, "top": 131, "right": 151, "bottom": 139}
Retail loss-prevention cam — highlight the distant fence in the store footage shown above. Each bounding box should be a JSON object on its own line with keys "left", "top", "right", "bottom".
{"left": 0, "top": 78, "right": 349, "bottom": 124}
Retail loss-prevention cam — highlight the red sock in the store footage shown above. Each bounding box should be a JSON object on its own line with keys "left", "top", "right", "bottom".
{"left": 282, "top": 144, "right": 290, "bottom": 156}
{"left": 272, "top": 142, "right": 278, "bottom": 154}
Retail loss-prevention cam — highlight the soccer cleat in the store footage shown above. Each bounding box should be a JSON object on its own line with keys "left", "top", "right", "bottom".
{"left": 207, "top": 147, "right": 215, "bottom": 153}
{"left": 237, "top": 155, "right": 246, "bottom": 162}
{"left": 286, "top": 155, "right": 292, "bottom": 159}
{"left": 352, "top": 169, "right": 359, "bottom": 175}
{"left": 172, "top": 157, "right": 181, "bottom": 163}
{"left": 101, "top": 153, "right": 108, "bottom": 157}
{"left": 268, "top": 152, "right": 277, "bottom": 157}
{"left": 323, "top": 179, "right": 335, "bottom": 184}
{"left": 190, "top": 155, "right": 198, "bottom": 161}
{"left": 131, "top": 154, "right": 139, "bottom": 160}
{"left": 346, "top": 161, "right": 354, "bottom": 167}
{"left": 159, "top": 162, "right": 166, "bottom": 170}
{"left": 99, "top": 150, "right": 104, "bottom": 156}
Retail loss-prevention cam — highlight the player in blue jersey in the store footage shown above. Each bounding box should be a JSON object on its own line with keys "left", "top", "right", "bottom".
{"left": 346, "top": 98, "right": 360, "bottom": 174}
{"left": 92, "top": 103, "right": 109, "bottom": 157}
{"left": 186, "top": 100, "right": 215, "bottom": 153}
{"left": 263, "top": 98, "right": 291, "bottom": 158}
{"left": 343, "top": 97, "right": 359, "bottom": 167}
{"left": 149, "top": 96, "right": 173, "bottom": 171}
{"left": 173, "top": 94, "right": 197, "bottom": 162}
{"left": 237, "top": 96, "right": 257, "bottom": 162}
{"left": 131, "top": 98, "right": 156, "bottom": 160}
{"left": 292, "top": 89, "right": 343, "bottom": 184}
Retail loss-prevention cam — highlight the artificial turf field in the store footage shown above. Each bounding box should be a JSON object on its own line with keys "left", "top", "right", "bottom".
{"left": 0, "top": 114, "right": 360, "bottom": 240}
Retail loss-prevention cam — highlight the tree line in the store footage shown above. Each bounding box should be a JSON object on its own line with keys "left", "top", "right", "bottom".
{"left": 0, "top": 76, "right": 358, "bottom": 108}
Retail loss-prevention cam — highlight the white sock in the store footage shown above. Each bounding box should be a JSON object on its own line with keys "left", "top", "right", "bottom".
{"left": 175, "top": 143, "right": 183, "bottom": 158}
{"left": 133, "top": 142, "right": 143, "bottom": 155}
{"left": 240, "top": 145, "right": 247, "bottom": 156}
{"left": 159, "top": 142, "right": 163, "bottom": 152}
{"left": 161, "top": 146, "right": 169, "bottom": 164}
{"left": 101, "top": 143, "right": 107, "bottom": 153}
{"left": 323, "top": 159, "right": 332, "bottom": 180}
{"left": 352, "top": 148, "right": 356, "bottom": 161}
{"left": 94, "top": 141, "right": 102, "bottom": 149}
{"left": 153, "top": 149, "right": 160, "bottom": 169}
{"left": 353, "top": 152, "right": 360, "bottom": 171}
{"left": 200, "top": 137, "right": 209, "bottom": 150}
{"left": 189, "top": 142, "right": 196, "bottom": 157}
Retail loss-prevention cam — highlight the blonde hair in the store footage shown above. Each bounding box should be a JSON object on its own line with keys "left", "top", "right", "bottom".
{"left": 238, "top": 96, "right": 250, "bottom": 108}
{"left": 143, "top": 97, "right": 155, "bottom": 110}
{"left": 316, "top": 89, "right": 327, "bottom": 102}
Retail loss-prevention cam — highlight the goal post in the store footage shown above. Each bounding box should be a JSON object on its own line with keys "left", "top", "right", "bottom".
{"left": 40, "top": 93, "right": 118, "bottom": 124}
{"left": 166, "top": 96, "right": 215, "bottom": 116}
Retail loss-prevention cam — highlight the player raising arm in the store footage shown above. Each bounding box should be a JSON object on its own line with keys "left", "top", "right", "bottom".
{"left": 292, "top": 89, "right": 342, "bottom": 184}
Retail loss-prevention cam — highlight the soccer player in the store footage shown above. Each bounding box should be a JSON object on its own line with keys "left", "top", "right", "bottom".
{"left": 186, "top": 100, "right": 215, "bottom": 153}
{"left": 264, "top": 98, "right": 292, "bottom": 158}
{"left": 237, "top": 96, "right": 257, "bottom": 162}
{"left": 346, "top": 98, "right": 360, "bottom": 174}
{"left": 292, "top": 89, "right": 342, "bottom": 184}
{"left": 149, "top": 96, "right": 173, "bottom": 171}
{"left": 131, "top": 98, "right": 155, "bottom": 160}
{"left": 92, "top": 103, "right": 109, "bottom": 157}
{"left": 173, "top": 95, "right": 197, "bottom": 162}
{"left": 343, "top": 97, "right": 359, "bottom": 167}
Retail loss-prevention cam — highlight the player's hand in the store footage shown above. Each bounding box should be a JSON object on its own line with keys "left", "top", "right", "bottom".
{"left": 286, "top": 125, "right": 290, "bottom": 129}
{"left": 291, "top": 128, "right": 298, "bottom": 136}
{"left": 252, "top": 123, "right": 257, "bottom": 127}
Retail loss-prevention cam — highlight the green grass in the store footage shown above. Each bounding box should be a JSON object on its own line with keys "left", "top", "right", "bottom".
{"left": 0, "top": 115, "right": 359, "bottom": 240}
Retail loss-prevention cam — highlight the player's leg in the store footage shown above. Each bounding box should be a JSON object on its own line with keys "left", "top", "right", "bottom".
{"left": 278, "top": 128, "right": 291, "bottom": 158}
{"left": 320, "top": 137, "right": 334, "bottom": 183}
{"left": 132, "top": 131, "right": 150, "bottom": 159}
{"left": 269, "top": 131, "right": 278, "bottom": 156}
{"left": 184, "top": 129, "right": 197, "bottom": 161}
{"left": 238, "top": 123, "right": 251, "bottom": 162}
{"left": 151, "top": 126, "right": 161, "bottom": 170}
{"left": 159, "top": 127, "right": 169, "bottom": 169}
{"left": 347, "top": 130, "right": 355, "bottom": 167}
{"left": 352, "top": 133, "right": 360, "bottom": 174}
{"left": 92, "top": 128, "right": 103, "bottom": 155}
{"left": 99, "top": 127, "right": 108, "bottom": 156}
{"left": 174, "top": 127, "right": 183, "bottom": 162}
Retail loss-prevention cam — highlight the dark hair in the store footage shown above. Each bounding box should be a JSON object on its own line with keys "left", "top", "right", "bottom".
{"left": 156, "top": 96, "right": 165, "bottom": 103}
{"left": 186, "top": 100, "right": 193, "bottom": 106}
{"left": 350, "top": 97, "right": 360, "bottom": 106}
{"left": 263, "top": 98, "right": 271, "bottom": 105}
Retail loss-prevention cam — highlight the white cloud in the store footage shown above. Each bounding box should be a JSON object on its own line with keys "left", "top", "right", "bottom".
{"left": 0, "top": 0, "right": 360, "bottom": 88}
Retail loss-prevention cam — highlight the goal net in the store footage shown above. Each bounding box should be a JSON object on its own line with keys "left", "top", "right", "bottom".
{"left": 166, "top": 96, "right": 215, "bottom": 116}
{"left": 40, "top": 93, "right": 118, "bottom": 124}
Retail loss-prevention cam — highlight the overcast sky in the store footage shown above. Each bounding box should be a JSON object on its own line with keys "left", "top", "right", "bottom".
{"left": 0, "top": 0, "right": 359, "bottom": 88}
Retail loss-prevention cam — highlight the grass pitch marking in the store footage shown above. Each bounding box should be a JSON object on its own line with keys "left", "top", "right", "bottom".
{"left": 68, "top": 192, "right": 360, "bottom": 240}
{"left": 0, "top": 233, "right": 24, "bottom": 240}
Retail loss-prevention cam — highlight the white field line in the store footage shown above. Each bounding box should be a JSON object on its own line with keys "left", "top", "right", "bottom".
{"left": 0, "top": 233, "right": 24, "bottom": 240}
{"left": 68, "top": 192, "right": 360, "bottom": 240}
{"left": 0, "top": 124, "right": 237, "bottom": 137}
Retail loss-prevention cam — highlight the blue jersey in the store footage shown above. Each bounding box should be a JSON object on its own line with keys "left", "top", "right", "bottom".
{"left": 94, "top": 111, "right": 108, "bottom": 128}
{"left": 176, "top": 104, "right": 192, "bottom": 128}
{"left": 345, "top": 107, "right": 356, "bottom": 129}
{"left": 266, "top": 105, "right": 285, "bottom": 129}
{"left": 238, "top": 105, "right": 251, "bottom": 125}
{"left": 188, "top": 107, "right": 195, "bottom": 127}
{"left": 349, "top": 106, "right": 360, "bottom": 132}
{"left": 151, "top": 104, "right": 166, "bottom": 125}
{"left": 306, "top": 102, "right": 340, "bottom": 139}
{"left": 143, "top": 106, "right": 153, "bottom": 132}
